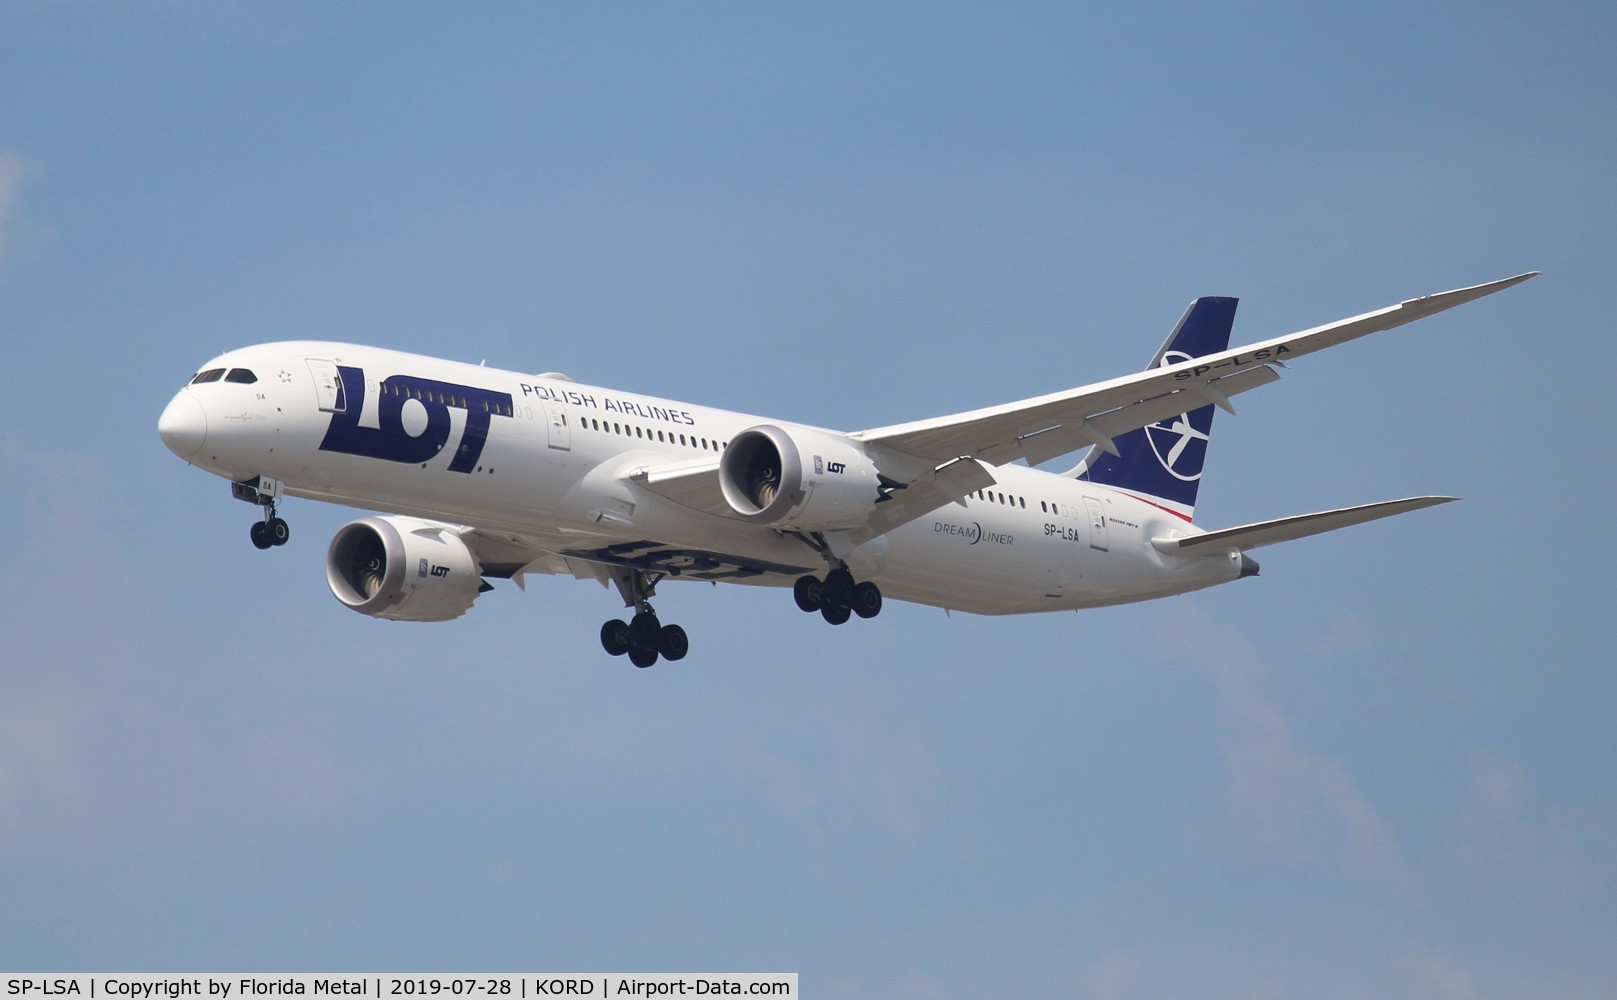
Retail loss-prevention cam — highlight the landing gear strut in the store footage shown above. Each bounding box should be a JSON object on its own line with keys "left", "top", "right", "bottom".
{"left": 234, "top": 477, "right": 289, "bottom": 550}
{"left": 600, "top": 568, "right": 688, "bottom": 667}
{"left": 794, "top": 567, "right": 882, "bottom": 625}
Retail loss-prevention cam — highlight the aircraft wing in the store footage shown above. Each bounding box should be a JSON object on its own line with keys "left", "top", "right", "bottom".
{"left": 1151, "top": 495, "right": 1458, "bottom": 554}
{"left": 851, "top": 272, "right": 1538, "bottom": 466}
{"left": 626, "top": 273, "right": 1530, "bottom": 549}
{"left": 462, "top": 522, "right": 815, "bottom": 589}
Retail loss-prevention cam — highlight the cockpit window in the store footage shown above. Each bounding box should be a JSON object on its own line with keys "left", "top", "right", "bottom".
{"left": 190, "top": 368, "right": 226, "bottom": 384}
{"left": 224, "top": 368, "right": 258, "bottom": 384}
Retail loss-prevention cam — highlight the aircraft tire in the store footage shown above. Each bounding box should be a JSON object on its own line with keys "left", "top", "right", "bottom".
{"left": 793, "top": 575, "right": 824, "bottom": 612}
{"left": 629, "top": 610, "right": 661, "bottom": 643}
{"left": 659, "top": 624, "right": 689, "bottom": 661}
{"left": 601, "top": 619, "right": 631, "bottom": 656}
{"left": 250, "top": 521, "right": 273, "bottom": 550}
{"left": 821, "top": 603, "right": 852, "bottom": 626}
{"left": 267, "top": 517, "right": 290, "bottom": 546}
{"left": 627, "top": 611, "right": 663, "bottom": 667}
{"left": 824, "top": 568, "right": 855, "bottom": 605}
{"left": 852, "top": 581, "right": 882, "bottom": 619}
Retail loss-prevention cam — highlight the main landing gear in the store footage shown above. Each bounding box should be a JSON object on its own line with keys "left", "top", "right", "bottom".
{"left": 793, "top": 567, "right": 882, "bottom": 626}
{"left": 233, "top": 476, "right": 289, "bottom": 550}
{"left": 600, "top": 568, "right": 688, "bottom": 668}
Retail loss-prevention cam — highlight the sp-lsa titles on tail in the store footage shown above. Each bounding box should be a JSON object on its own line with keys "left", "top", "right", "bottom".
{"left": 158, "top": 272, "right": 1537, "bottom": 667}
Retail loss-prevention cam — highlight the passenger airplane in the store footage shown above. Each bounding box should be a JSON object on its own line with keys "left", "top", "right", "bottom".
{"left": 158, "top": 273, "right": 1535, "bottom": 666}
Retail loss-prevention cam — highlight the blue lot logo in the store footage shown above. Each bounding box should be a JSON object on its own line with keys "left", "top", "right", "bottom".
{"left": 1145, "top": 415, "right": 1211, "bottom": 481}
{"left": 319, "top": 365, "right": 514, "bottom": 473}
{"left": 1146, "top": 350, "right": 1212, "bottom": 482}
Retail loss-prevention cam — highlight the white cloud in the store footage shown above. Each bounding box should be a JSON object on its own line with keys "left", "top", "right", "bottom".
{"left": 1165, "top": 607, "right": 1402, "bottom": 879}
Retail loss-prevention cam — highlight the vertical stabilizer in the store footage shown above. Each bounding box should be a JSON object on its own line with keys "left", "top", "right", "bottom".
{"left": 1074, "top": 296, "right": 1238, "bottom": 521}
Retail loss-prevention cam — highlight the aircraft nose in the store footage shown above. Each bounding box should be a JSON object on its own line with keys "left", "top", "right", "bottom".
{"left": 158, "top": 392, "right": 208, "bottom": 459}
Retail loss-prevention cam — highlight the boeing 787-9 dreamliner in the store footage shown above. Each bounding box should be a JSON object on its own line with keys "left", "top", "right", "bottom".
{"left": 159, "top": 272, "right": 1536, "bottom": 666}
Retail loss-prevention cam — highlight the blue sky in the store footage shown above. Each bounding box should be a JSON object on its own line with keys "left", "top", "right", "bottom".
{"left": 2, "top": 3, "right": 1613, "bottom": 996}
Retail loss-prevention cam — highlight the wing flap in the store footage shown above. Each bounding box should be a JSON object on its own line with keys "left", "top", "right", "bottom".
{"left": 627, "top": 450, "right": 999, "bottom": 547}
{"left": 627, "top": 458, "right": 729, "bottom": 516}
{"left": 847, "top": 457, "right": 997, "bottom": 546}
{"left": 461, "top": 530, "right": 612, "bottom": 591}
{"left": 1151, "top": 496, "right": 1458, "bottom": 554}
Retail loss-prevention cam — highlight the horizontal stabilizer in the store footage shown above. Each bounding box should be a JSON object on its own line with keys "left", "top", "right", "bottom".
{"left": 1152, "top": 496, "right": 1458, "bottom": 554}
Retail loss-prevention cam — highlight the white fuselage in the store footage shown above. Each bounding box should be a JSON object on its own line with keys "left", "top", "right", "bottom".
{"left": 159, "top": 341, "right": 1243, "bottom": 616}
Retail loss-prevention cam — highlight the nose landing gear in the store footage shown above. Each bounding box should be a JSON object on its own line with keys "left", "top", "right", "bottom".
{"left": 234, "top": 476, "right": 289, "bottom": 549}
{"left": 249, "top": 514, "right": 290, "bottom": 550}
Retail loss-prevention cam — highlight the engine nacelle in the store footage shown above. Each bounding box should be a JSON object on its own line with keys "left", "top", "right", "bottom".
{"left": 718, "top": 424, "right": 880, "bottom": 531}
{"left": 326, "top": 515, "right": 484, "bottom": 622}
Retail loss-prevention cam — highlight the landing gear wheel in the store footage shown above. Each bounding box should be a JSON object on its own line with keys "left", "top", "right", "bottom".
{"left": 629, "top": 611, "right": 661, "bottom": 644}
{"left": 249, "top": 521, "right": 273, "bottom": 550}
{"left": 823, "top": 568, "right": 855, "bottom": 606}
{"left": 821, "top": 603, "right": 852, "bottom": 626}
{"left": 852, "top": 581, "right": 883, "bottom": 619}
{"left": 266, "top": 517, "right": 290, "bottom": 546}
{"left": 627, "top": 611, "right": 662, "bottom": 667}
{"left": 658, "top": 624, "right": 689, "bottom": 661}
{"left": 601, "top": 619, "right": 630, "bottom": 657}
{"left": 794, "top": 575, "right": 825, "bottom": 612}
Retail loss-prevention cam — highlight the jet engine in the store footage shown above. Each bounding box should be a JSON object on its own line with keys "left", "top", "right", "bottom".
{"left": 326, "top": 515, "right": 485, "bottom": 622}
{"left": 718, "top": 424, "right": 881, "bottom": 531}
